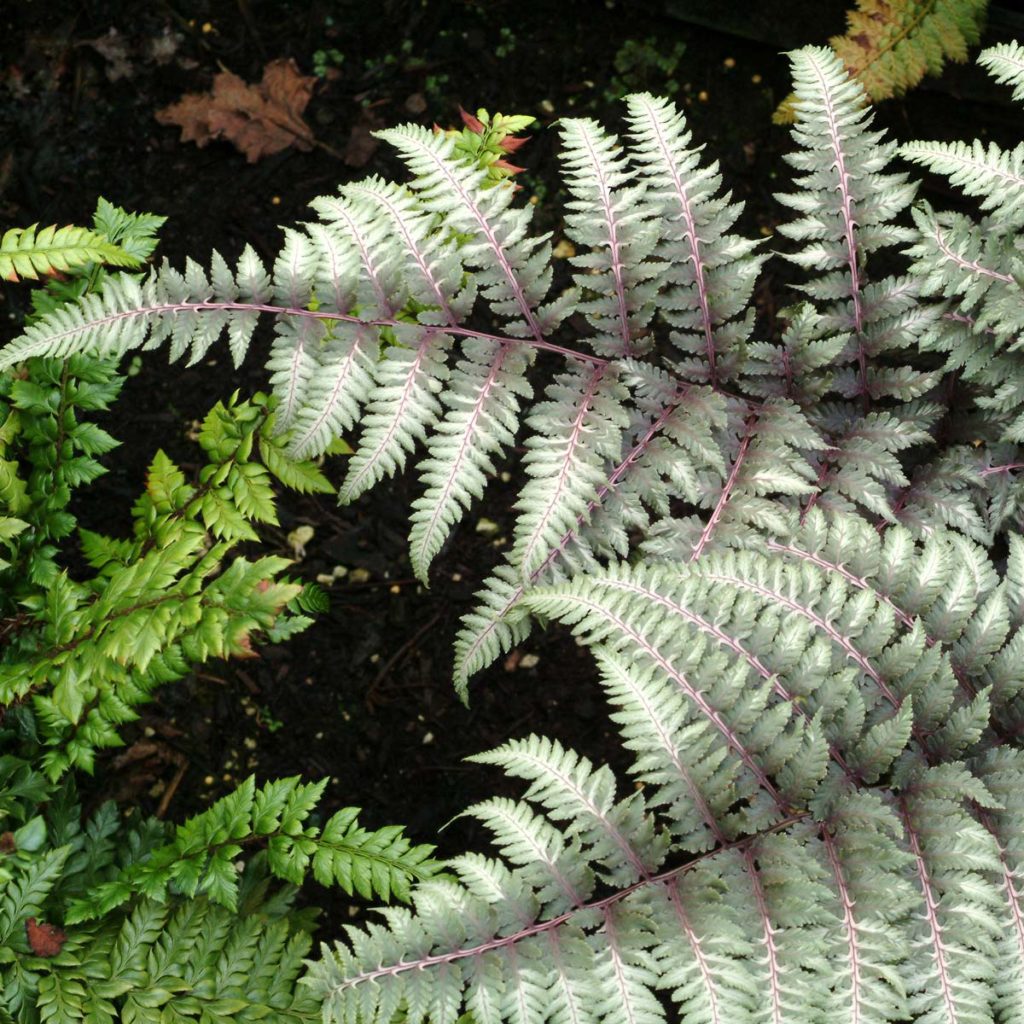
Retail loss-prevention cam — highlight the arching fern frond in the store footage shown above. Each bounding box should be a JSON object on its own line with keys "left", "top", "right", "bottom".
{"left": 0, "top": 46, "right": 1018, "bottom": 684}
{"left": 5, "top": 41, "right": 1024, "bottom": 1024}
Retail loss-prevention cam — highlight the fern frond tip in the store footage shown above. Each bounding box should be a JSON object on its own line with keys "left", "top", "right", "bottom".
{"left": 0, "top": 223, "right": 139, "bottom": 282}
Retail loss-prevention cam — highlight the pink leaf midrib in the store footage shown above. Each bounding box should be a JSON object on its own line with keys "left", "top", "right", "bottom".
{"left": 901, "top": 800, "right": 961, "bottom": 1024}
{"left": 517, "top": 364, "right": 608, "bottom": 579}
{"left": 573, "top": 125, "right": 633, "bottom": 357}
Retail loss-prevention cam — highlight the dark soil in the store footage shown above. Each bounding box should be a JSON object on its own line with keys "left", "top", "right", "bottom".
{"left": 2, "top": 0, "right": 1022, "bottom": 925}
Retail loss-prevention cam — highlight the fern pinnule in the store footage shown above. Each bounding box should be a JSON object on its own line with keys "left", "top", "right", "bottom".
{"left": 510, "top": 362, "right": 629, "bottom": 582}
{"left": 901, "top": 139, "right": 1024, "bottom": 230}
{"left": 408, "top": 337, "right": 533, "bottom": 583}
{"left": 377, "top": 123, "right": 556, "bottom": 342}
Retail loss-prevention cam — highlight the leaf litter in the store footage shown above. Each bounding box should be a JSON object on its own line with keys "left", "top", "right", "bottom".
{"left": 156, "top": 58, "right": 317, "bottom": 163}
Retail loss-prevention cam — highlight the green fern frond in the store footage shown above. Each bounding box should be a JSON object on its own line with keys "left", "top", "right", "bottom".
{"left": 0, "top": 224, "right": 139, "bottom": 282}
{"left": 65, "top": 776, "right": 438, "bottom": 923}
{"left": 34, "top": 896, "right": 322, "bottom": 1024}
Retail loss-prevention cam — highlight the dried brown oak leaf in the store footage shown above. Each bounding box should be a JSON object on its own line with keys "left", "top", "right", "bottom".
{"left": 26, "top": 918, "right": 67, "bottom": 958}
{"left": 157, "top": 58, "right": 316, "bottom": 163}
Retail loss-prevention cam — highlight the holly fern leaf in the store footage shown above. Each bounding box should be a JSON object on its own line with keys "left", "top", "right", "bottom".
{"left": 0, "top": 223, "right": 139, "bottom": 282}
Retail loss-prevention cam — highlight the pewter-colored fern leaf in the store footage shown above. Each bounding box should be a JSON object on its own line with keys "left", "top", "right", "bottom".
{"left": 899, "top": 41, "right": 1024, "bottom": 534}
{"left": 558, "top": 117, "right": 658, "bottom": 359}
{"left": 901, "top": 139, "right": 1024, "bottom": 229}
{"left": 309, "top": 515, "right": 1024, "bottom": 1024}
{"left": 777, "top": 46, "right": 942, "bottom": 527}
{"left": 979, "top": 39, "right": 1024, "bottom": 101}
{"left": 624, "top": 92, "right": 765, "bottom": 386}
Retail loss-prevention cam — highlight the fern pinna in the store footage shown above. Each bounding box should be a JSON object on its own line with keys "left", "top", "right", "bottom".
{"left": 5, "top": 43, "right": 1024, "bottom": 1024}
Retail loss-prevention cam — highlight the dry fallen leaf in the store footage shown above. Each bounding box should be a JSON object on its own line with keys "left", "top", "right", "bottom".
{"left": 26, "top": 918, "right": 67, "bottom": 958}
{"left": 156, "top": 58, "right": 316, "bottom": 163}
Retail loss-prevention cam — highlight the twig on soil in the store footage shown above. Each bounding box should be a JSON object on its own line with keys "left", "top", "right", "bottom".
{"left": 156, "top": 759, "right": 189, "bottom": 819}
{"left": 366, "top": 613, "right": 442, "bottom": 709}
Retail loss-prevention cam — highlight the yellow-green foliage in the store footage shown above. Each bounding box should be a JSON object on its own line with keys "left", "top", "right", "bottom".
{"left": 0, "top": 381, "right": 333, "bottom": 779}
{"left": 774, "top": 0, "right": 988, "bottom": 123}
{"left": 0, "top": 224, "right": 138, "bottom": 282}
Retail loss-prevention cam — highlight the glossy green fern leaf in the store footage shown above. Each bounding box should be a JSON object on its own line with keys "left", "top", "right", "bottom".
{"left": 65, "top": 775, "right": 439, "bottom": 922}
{"left": 0, "top": 743, "right": 437, "bottom": 1024}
